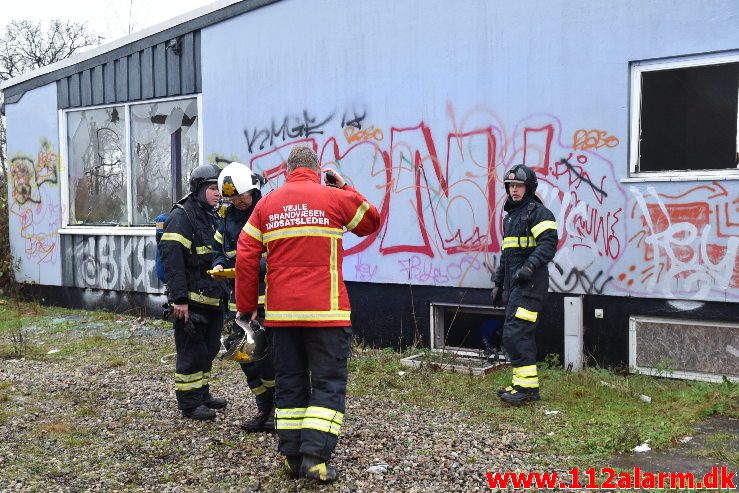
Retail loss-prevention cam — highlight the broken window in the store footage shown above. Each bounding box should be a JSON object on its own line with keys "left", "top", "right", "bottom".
{"left": 67, "top": 107, "right": 127, "bottom": 225}
{"left": 65, "top": 97, "right": 199, "bottom": 227}
{"left": 131, "top": 98, "right": 198, "bottom": 225}
{"left": 632, "top": 56, "right": 739, "bottom": 175}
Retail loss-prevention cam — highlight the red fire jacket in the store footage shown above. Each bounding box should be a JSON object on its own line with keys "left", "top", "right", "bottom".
{"left": 235, "top": 167, "right": 381, "bottom": 327}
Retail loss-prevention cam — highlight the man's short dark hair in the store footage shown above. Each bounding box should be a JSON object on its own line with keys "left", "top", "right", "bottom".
{"left": 287, "top": 146, "right": 319, "bottom": 171}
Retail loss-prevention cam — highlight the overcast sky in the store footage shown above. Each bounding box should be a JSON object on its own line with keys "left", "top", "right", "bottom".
{"left": 3, "top": 0, "right": 219, "bottom": 44}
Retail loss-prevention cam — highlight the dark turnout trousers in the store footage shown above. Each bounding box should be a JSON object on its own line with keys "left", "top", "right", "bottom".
{"left": 272, "top": 326, "right": 352, "bottom": 461}
{"left": 502, "top": 286, "right": 544, "bottom": 390}
{"left": 173, "top": 305, "right": 223, "bottom": 410}
{"left": 240, "top": 339, "right": 276, "bottom": 412}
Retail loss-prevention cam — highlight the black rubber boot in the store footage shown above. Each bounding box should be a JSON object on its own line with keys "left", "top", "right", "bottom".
{"left": 240, "top": 409, "right": 270, "bottom": 432}
{"left": 284, "top": 455, "right": 302, "bottom": 479}
{"left": 496, "top": 386, "right": 513, "bottom": 397}
{"left": 300, "top": 454, "right": 338, "bottom": 483}
{"left": 182, "top": 405, "right": 216, "bottom": 421}
{"left": 203, "top": 396, "right": 227, "bottom": 409}
{"left": 500, "top": 387, "right": 540, "bottom": 405}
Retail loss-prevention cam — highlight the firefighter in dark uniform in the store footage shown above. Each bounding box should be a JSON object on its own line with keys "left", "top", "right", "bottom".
{"left": 235, "top": 146, "right": 381, "bottom": 483}
{"left": 160, "top": 164, "right": 228, "bottom": 420}
{"left": 211, "top": 162, "right": 276, "bottom": 432}
{"left": 491, "top": 164, "right": 558, "bottom": 405}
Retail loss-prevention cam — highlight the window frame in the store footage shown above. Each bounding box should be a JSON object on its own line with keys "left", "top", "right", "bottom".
{"left": 58, "top": 94, "right": 203, "bottom": 235}
{"left": 627, "top": 51, "right": 739, "bottom": 182}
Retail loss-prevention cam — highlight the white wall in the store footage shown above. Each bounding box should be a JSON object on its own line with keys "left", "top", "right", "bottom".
{"left": 200, "top": 0, "right": 739, "bottom": 302}
{"left": 5, "top": 83, "right": 62, "bottom": 285}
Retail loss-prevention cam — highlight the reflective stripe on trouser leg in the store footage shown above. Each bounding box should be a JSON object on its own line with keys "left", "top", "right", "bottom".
{"left": 241, "top": 361, "right": 275, "bottom": 412}
{"left": 299, "top": 327, "right": 352, "bottom": 461}
{"left": 201, "top": 309, "right": 224, "bottom": 402}
{"left": 273, "top": 328, "right": 311, "bottom": 457}
{"left": 174, "top": 306, "right": 223, "bottom": 410}
{"left": 502, "top": 298, "right": 538, "bottom": 370}
{"left": 512, "top": 364, "right": 539, "bottom": 389}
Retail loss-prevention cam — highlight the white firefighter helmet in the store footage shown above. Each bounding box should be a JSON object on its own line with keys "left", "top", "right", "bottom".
{"left": 217, "top": 162, "right": 262, "bottom": 199}
{"left": 221, "top": 317, "right": 268, "bottom": 363}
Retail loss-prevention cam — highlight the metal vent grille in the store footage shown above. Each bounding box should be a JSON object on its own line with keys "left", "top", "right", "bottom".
{"left": 629, "top": 316, "right": 739, "bottom": 383}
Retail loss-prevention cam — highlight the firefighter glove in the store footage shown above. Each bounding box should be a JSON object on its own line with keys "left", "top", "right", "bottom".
{"left": 491, "top": 285, "right": 502, "bottom": 307}
{"left": 184, "top": 313, "right": 208, "bottom": 339}
{"left": 513, "top": 264, "right": 534, "bottom": 286}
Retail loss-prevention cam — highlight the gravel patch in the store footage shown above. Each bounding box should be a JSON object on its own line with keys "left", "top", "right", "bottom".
{"left": 0, "top": 325, "right": 567, "bottom": 492}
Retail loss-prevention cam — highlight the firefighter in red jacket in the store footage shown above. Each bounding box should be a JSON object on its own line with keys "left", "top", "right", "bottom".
{"left": 236, "top": 145, "right": 381, "bottom": 483}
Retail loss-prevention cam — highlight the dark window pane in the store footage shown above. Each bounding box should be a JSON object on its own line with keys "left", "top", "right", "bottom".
{"left": 639, "top": 62, "right": 738, "bottom": 172}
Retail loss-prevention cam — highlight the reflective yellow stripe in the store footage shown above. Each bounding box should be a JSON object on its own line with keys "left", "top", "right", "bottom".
{"left": 243, "top": 222, "right": 263, "bottom": 243}
{"left": 346, "top": 201, "right": 370, "bottom": 231}
{"left": 305, "top": 462, "right": 331, "bottom": 481}
{"left": 302, "top": 418, "right": 341, "bottom": 435}
{"left": 196, "top": 246, "right": 212, "bottom": 255}
{"left": 513, "top": 376, "right": 539, "bottom": 388}
{"left": 501, "top": 236, "right": 536, "bottom": 250}
{"left": 262, "top": 379, "right": 275, "bottom": 388}
{"left": 226, "top": 250, "right": 237, "bottom": 259}
{"left": 275, "top": 420, "right": 303, "bottom": 430}
{"left": 262, "top": 226, "right": 343, "bottom": 243}
{"left": 531, "top": 220, "right": 557, "bottom": 239}
{"left": 161, "top": 232, "right": 192, "bottom": 249}
{"left": 276, "top": 408, "right": 306, "bottom": 419}
{"left": 258, "top": 295, "right": 265, "bottom": 305}
{"left": 516, "top": 365, "right": 538, "bottom": 377}
{"left": 228, "top": 301, "right": 237, "bottom": 312}
{"left": 251, "top": 385, "right": 267, "bottom": 396}
{"left": 305, "top": 406, "right": 344, "bottom": 424}
{"left": 214, "top": 231, "right": 224, "bottom": 244}
{"left": 176, "top": 381, "right": 203, "bottom": 391}
{"left": 175, "top": 371, "right": 203, "bottom": 391}
{"left": 266, "top": 310, "right": 351, "bottom": 322}
{"left": 175, "top": 371, "right": 203, "bottom": 383}
{"left": 188, "top": 291, "right": 221, "bottom": 306}
{"left": 330, "top": 238, "right": 338, "bottom": 311}
{"left": 515, "top": 306, "right": 538, "bottom": 322}
{"left": 202, "top": 371, "right": 210, "bottom": 386}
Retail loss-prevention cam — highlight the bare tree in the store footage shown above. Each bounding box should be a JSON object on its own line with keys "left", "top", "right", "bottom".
{"left": 0, "top": 19, "right": 102, "bottom": 176}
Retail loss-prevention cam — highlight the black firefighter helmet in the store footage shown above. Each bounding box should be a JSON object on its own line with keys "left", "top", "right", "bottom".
{"left": 503, "top": 164, "right": 538, "bottom": 197}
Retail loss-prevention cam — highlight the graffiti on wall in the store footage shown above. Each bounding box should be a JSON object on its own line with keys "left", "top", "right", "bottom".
{"left": 626, "top": 183, "right": 738, "bottom": 299}
{"left": 61, "top": 234, "right": 162, "bottom": 293}
{"left": 210, "top": 101, "right": 738, "bottom": 300}
{"left": 8, "top": 139, "right": 61, "bottom": 265}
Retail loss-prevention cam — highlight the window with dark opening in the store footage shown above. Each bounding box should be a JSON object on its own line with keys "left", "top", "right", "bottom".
{"left": 637, "top": 61, "right": 739, "bottom": 173}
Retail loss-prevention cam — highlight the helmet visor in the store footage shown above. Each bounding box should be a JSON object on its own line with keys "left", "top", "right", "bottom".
{"left": 504, "top": 167, "right": 528, "bottom": 184}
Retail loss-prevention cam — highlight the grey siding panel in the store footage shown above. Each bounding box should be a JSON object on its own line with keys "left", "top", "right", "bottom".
{"left": 194, "top": 30, "right": 201, "bottom": 93}
{"left": 49, "top": 28, "right": 202, "bottom": 108}
{"left": 153, "top": 43, "right": 167, "bottom": 98}
{"left": 80, "top": 69, "right": 92, "bottom": 107}
{"left": 141, "top": 47, "right": 154, "bottom": 99}
{"left": 92, "top": 65, "right": 104, "bottom": 105}
{"left": 61, "top": 234, "right": 163, "bottom": 292}
{"left": 103, "top": 61, "right": 116, "bottom": 104}
{"left": 128, "top": 52, "right": 141, "bottom": 100}
{"left": 181, "top": 32, "right": 195, "bottom": 94}
{"left": 166, "top": 40, "right": 181, "bottom": 96}
{"left": 7, "top": 0, "right": 281, "bottom": 102}
{"left": 57, "top": 78, "right": 69, "bottom": 109}
{"left": 69, "top": 73, "right": 80, "bottom": 107}
{"left": 115, "top": 57, "right": 128, "bottom": 102}
{"left": 60, "top": 235, "right": 75, "bottom": 285}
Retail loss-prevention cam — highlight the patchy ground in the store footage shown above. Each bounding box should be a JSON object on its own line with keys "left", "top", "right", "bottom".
{"left": 0, "top": 313, "right": 562, "bottom": 492}
{"left": 0, "top": 305, "right": 737, "bottom": 492}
